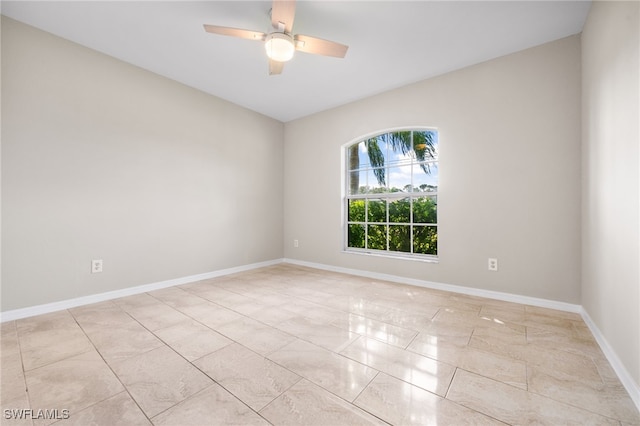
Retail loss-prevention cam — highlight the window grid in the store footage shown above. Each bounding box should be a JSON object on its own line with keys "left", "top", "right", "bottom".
{"left": 345, "top": 129, "right": 438, "bottom": 258}
{"left": 347, "top": 197, "right": 438, "bottom": 255}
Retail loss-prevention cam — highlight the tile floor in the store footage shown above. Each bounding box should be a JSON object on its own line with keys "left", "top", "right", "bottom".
{"left": 1, "top": 264, "right": 639, "bottom": 425}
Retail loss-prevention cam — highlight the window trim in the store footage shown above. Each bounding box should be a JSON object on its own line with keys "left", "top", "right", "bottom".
{"left": 341, "top": 127, "right": 439, "bottom": 261}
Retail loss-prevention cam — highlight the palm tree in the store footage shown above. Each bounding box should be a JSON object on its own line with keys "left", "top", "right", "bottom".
{"left": 348, "top": 130, "right": 437, "bottom": 194}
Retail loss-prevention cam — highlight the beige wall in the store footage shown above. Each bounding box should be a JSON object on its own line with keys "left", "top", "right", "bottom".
{"left": 284, "top": 35, "right": 582, "bottom": 303}
{"left": 581, "top": 1, "right": 640, "bottom": 385}
{"left": 1, "top": 17, "right": 284, "bottom": 311}
{"left": 2, "top": 1, "right": 637, "bottom": 394}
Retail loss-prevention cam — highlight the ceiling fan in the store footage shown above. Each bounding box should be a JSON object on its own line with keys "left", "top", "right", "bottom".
{"left": 203, "top": 0, "right": 348, "bottom": 75}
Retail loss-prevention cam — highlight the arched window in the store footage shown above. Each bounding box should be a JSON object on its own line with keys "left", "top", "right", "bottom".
{"left": 344, "top": 129, "right": 439, "bottom": 259}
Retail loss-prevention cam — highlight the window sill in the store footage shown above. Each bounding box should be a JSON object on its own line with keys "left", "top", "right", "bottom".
{"left": 342, "top": 249, "right": 439, "bottom": 264}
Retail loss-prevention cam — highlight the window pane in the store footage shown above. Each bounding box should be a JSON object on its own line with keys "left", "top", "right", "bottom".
{"left": 389, "top": 197, "right": 410, "bottom": 223}
{"left": 367, "top": 199, "right": 386, "bottom": 222}
{"left": 413, "top": 225, "right": 437, "bottom": 255}
{"left": 348, "top": 224, "right": 365, "bottom": 248}
{"left": 388, "top": 165, "right": 412, "bottom": 192}
{"left": 413, "top": 162, "right": 438, "bottom": 192}
{"left": 413, "top": 196, "right": 437, "bottom": 224}
{"left": 348, "top": 199, "right": 365, "bottom": 222}
{"left": 386, "top": 131, "right": 413, "bottom": 168}
{"left": 345, "top": 130, "right": 438, "bottom": 258}
{"left": 347, "top": 141, "right": 368, "bottom": 170}
{"left": 413, "top": 130, "right": 438, "bottom": 161}
{"left": 389, "top": 225, "right": 411, "bottom": 252}
{"left": 364, "top": 137, "right": 388, "bottom": 170}
{"left": 348, "top": 170, "right": 368, "bottom": 195}
{"left": 367, "top": 224, "right": 387, "bottom": 250}
{"left": 366, "top": 168, "right": 387, "bottom": 192}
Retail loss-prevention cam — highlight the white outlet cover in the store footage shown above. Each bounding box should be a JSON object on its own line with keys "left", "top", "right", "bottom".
{"left": 488, "top": 258, "right": 498, "bottom": 271}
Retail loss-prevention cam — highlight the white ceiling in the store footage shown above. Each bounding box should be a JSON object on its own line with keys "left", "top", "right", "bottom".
{"left": 1, "top": 1, "right": 591, "bottom": 122}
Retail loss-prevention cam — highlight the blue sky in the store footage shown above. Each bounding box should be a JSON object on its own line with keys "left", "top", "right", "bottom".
{"left": 350, "top": 131, "right": 439, "bottom": 192}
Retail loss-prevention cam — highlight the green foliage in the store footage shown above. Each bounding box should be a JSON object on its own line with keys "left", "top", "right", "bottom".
{"left": 348, "top": 200, "right": 365, "bottom": 222}
{"left": 412, "top": 130, "right": 438, "bottom": 175}
{"left": 365, "top": 138, "right": 385, "bottom": 186}
{"left": 413, "top": 226, "right": 438, "bottom": 255}
{"left": 347, "top": 224, "right": 365, "bottom": 248}
{"left": 347, "top": 197, "right": 438, "bottom": 255}
{"left": 389, "top": 198, "right": 410, "bottom": 223}
{"left": 413, "top": 196, "right": 437, "bottom": 223}
{"left": 389, "top": 225, "right": 411, "bottom": 252}
{"left": 367, "top": 199, "right": 386, "bottom": 222}
{"left": 367, "top": 225, "right": 387, "bottom": 250}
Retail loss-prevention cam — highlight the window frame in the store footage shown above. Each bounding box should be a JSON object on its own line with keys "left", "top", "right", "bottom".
{"left": 342, "top": 127, "right": 439, "bottom": 262}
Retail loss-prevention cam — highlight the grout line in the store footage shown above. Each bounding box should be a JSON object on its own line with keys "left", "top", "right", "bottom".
{"left": 351, "top": 370, "right": 380, "bottom": 404}
{"left": 7, "top": 265, "right": 637, "bottom": 425}
{"left": 403, "top": 329, "right": 420, "bottom": 349}
{"left": 69, "top": 310, "right": 154, "bottom": 424}
{"left": 11, "top": 320, "right": 35, "bottom": 422}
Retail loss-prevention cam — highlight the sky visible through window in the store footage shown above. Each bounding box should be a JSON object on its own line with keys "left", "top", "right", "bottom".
{"left": 349, "top": 130, "right": 438, "bottom": 193}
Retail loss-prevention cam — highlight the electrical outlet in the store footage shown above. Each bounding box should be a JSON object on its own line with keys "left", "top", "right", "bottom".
{"left": 91, "top": 259, "right": 103, "bottom": 273}
{"left": 293, "top": 239, "right": 299, "bottom": 248}
{"left": 488, "top": 258, "right": 498, "bottom": 272}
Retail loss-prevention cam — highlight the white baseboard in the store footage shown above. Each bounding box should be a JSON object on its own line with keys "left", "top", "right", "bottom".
{"left": 0, "top": 258, "right": 284, "bottom": 322}
{"left": 581, "top": 309, "right": 640, "bottom": 411}
{"left": 283, "top": 258, "right": 581, "bottom": 313}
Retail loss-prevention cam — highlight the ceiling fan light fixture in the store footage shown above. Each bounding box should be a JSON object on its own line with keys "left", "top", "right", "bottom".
{"left": 265, "top": 33, "right": 295, "bottom": 62}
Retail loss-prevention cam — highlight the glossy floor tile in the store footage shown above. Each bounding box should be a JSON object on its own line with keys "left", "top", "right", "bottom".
{"left": 152, "top": 384, "right": 269, "bottom": 426}
{"left": 354, "top": 373, "right": 501, "bottom": 425}
{"left": 340, "top": 336, "right": 456, "bottom": 397}
{"left": 17, "top": 311, "right": 95, "bottom": 371}
{"left": 110, "top": 345, "right": 212, "bottom": 418}
{"left": 268, "top": 339, "right": 378, "bottom": 402}
{"left": 447, "top": 369, "right": 620, "bottom": 425}
{"left": 2, "top": 264, "right": 638, "bottom": 425}
{"left": 194, "top": 343, "right": 301, "bottom": 411}
{"left": 260, "top": 379, "right": 385, "bottom": 426}
{"left": 153, "top": 319, "right": 232, "bottom": 361}
{"left": 54, "top": 392, "right": 151, "bottom": 426}
{"left": 24, "top": 350, "right": 124, "bottom": 425}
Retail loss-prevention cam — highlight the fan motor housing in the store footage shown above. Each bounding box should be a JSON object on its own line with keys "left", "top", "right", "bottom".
{"left": 265, "top": 32, "right": 295, "bottom": 62}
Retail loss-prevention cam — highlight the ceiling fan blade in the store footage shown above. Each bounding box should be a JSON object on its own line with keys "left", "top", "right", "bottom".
{"left": 203, "top": 24, "right": 266, "bottom": 41}
{"left": 294, "top": 34, "right": 348, "bottom": 58}
{"left": 269, "top": 59, "right": 285, "bottom": 75}
{"left": 271, "top": 0, "right": 296, "bottom": 33}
